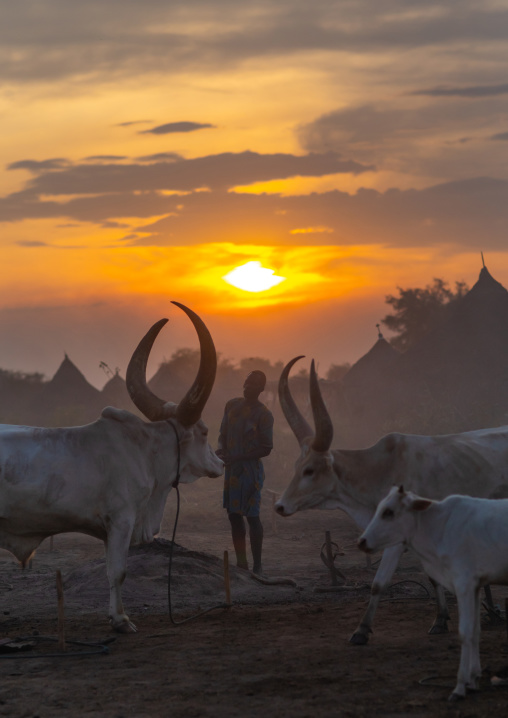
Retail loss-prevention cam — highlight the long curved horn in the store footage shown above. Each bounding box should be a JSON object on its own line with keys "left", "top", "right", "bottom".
{"left": 278, "top": 356, "right": 314, "bottom": 446}
{"left": 310, "top": 359, "right": 334, "bottom": 452}
{"left": 172, "top": 301, "right": 217, "bottom": 428}
{"left": 126, "top": 318, "right": 169, "bottom": 421}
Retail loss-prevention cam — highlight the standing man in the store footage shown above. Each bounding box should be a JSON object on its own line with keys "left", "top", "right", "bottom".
{"left": 217, "top": 370, "right": 274, "bottom": 575}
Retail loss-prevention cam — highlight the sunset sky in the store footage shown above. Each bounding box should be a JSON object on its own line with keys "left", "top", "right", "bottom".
{"left": 2, "top": 1, "right": 508, "bottom": 387}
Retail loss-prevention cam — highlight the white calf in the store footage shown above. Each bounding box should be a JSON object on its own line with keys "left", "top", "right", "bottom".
{"left": 358, "top": 486, "right": 508, "bottom": 701}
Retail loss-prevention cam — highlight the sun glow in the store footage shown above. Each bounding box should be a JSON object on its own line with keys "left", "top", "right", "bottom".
{"left": 222, "top": 261, "right": 286, "bottom": 293}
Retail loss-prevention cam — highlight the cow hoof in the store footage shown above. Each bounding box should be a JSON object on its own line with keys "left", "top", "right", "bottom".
{"left": 428, "top": 624, "right": 449, "bottom": 635}
{"left": 448, "top": 691, "right": 465, "bottom": 702}
{"left": 349, "top": 632, "right": 369, "bottom": 646}
{"left": 110, "top": 618, "right": 138, "bottom": 633}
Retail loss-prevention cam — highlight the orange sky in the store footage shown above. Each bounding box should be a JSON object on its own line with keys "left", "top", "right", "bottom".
{"left": 2, "top": 2, "right": 508, "bottom": 386}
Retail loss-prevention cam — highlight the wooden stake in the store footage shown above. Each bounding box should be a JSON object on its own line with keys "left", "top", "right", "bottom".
{"left": 56, "top": 570, "right": 66, "bottom": 652}
{"left": 271, "top": 492, "right": 278, "bottom": 534}
{"left": 223, "top": 550, "right": 232, "bottom": 606}
{"left": 325, "top": 531, "right": 338, "bottom": 586}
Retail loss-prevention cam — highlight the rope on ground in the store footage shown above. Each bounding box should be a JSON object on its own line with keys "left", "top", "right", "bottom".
{"left": 418, "top": 674, "right": 456, "bottom": 688}
{"left": 166, "top": 420, "right": 231, "bottom": 626}
{"left": 167, "top": 485, "right": 231, "bottom": 626}
{"left": 0, "top": 636, "right": 114, "bottom": 660}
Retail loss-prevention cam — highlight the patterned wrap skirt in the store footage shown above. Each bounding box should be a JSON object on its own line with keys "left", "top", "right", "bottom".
{"left": 223, "top": 459, "right": 265, "bottom": 517}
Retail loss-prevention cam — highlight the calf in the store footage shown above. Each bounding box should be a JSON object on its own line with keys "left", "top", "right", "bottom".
{"left": 358, "top": 485, "right": 508, "bottom": 700}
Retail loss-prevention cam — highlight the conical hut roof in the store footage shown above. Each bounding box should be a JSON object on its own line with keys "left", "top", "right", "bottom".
{"left": 31, "top": 354, "right": 103, "bottom": 426}
{"left": 338, "top": 329, "right": 401, "bottom": 447}
{"left": 342, "top": 330, "right": 400, "bottom": 388}
{"left": 48, "top": 354, "right": 102, "bottom": 403}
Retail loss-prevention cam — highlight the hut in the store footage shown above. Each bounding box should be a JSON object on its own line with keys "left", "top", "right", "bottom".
{"left": 30, "top": 354, "right": 104, "bottom": 426}
{"left": 398, "top": 264, "right": 508, "bottom": 431}
{"left": 338, "top": 326, "right": 401, "bottom": 446}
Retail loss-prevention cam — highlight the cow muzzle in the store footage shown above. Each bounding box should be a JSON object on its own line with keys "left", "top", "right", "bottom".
{"left": 275, "top": 502, "right": 293, "bottom": 517}
{"left": 357, "top": 537, "right": 372, "bottom": 554}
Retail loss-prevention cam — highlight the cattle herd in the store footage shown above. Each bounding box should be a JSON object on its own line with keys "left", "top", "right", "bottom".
{"left": 2, "top": 303, "right": 508, "bottom": 702}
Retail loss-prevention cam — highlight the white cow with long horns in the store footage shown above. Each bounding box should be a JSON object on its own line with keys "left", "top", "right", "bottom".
{"left": 0, "top": 302, "right": 223, "bottom": 632}
{"left": 359, "top": 486, "right": 508, "bottom": 700}
{"left": 275, "top": 356, "right": 508, "bottom": 644}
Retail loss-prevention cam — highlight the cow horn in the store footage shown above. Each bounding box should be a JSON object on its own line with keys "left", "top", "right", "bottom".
{"left": 278, "top": 356, "right": 314, "bottom": 446}
{"left": 126, "top": 304, "right": 217, "bottom": 426}
{"left": 126, "top": 318, "right": 170, "bottom": 421}
{"left": 309, "top": 359, "right": 334, "bottom": 452}
{"left": 172, "top": 301, "right": 217, "bottom": 427}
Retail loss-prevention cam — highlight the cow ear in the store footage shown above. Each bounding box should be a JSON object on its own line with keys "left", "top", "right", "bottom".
{"left": 410, "top": 498, "right": 432, "bottom": 512}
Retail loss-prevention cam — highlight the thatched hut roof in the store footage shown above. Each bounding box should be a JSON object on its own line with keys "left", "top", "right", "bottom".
{"left": 31, "top": 354, "right": 103, "bottom": 426}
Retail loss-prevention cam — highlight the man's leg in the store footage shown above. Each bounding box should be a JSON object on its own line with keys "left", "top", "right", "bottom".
{"left": 228, "top": 512, "right": 248, "bottom": 569}
{"left": 247, "top": 516, "right": 263, "bottom": 575}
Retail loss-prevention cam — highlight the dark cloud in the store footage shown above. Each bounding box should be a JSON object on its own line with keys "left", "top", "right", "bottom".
{"left": 100, "top": 220, "right": 130, "bottom": 228}
{"left": 2, "top": 2, "right": 508, "bottom": 84}
{"left": 2, "top": 170, "right": 508, "bottom": 252}
{"left": 139, "top": 122, "right": 215, "bottom": 135}
{"left": 12, "top": 151, "right": 371, "bottom": 196}
{"left": 15, "top": 240, "right": 49, "bottom": 247}
{"left": 14, "top": 239, "right": 86, "bottom": 249}
{"left": 137, "top": 152, "right": 183, "bottom": 162}
{"left": 3, "top": 147, "right": 508, "bottom": 254}
{"left": 127, "top": 177, "right": 508, "bottom": 250}
{"left": 297, "top": 101, "right": 508, "bottom": 178}
{"left": 412, "top": 83, "right": 508, "bottom": 98}
{"left": 491, "top": 132, "right": 508, "bottom": 141}
{"left": 115, "top": 120, "right": 152, "bottom": 127}
{"left": 84, "top": 155, "right": 127, "bottom": 161}
{"left": 8, "top": 158, "right": 70, "bottom": 172}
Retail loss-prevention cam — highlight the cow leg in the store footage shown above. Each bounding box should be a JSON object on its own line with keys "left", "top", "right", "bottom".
{"left": 105, "top": 522, "right": 137, "bottom": 633}
{"left": 428, "top": 578, "right": 450, "bottom": 634}
{"left": 467, "top": 587, "right": 482, "bottom": 692}
{"left": 349, "top": 544, "right": 404, "bottom": 645}
{"left": 450, "top": 587, "right": 478, "bottom": 700}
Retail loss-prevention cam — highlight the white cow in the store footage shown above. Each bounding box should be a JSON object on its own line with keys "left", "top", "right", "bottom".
{"left": 0, "top": 302, "right": 223, "bottom": 632}
{"left": 275, "top": 357, "right": 508, "bottom": 644}
{"left": 358, "top": 486, "right": 508, "bottom": 700}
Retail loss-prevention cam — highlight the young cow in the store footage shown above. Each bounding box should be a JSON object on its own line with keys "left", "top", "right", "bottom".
{"left": 358, "top": 486, "right": 508, "bottom": 701}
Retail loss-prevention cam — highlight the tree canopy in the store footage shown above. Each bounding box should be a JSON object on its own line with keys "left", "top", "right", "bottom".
{"left": 381, "top": 277, "right": 469, "bottom": 352}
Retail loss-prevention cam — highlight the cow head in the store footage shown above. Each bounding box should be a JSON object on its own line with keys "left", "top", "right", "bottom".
{"left": 275, "top": 357, "right": 339, "bottom": 515}
{"left": 358, "top": 485, "right": 432, "bottom": 553}
{"left": 126, "top": 302, "right": 224, "bottom": 481}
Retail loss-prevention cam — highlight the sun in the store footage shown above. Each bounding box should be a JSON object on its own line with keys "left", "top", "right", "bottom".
{"left": 222, "top": 261, "right": 286, "bottom": 293}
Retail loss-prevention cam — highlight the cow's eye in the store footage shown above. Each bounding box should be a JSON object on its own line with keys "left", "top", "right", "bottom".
{"left": 382, "top": 508, "right": 394, "bottom": 519}
{"left": 303, "top": 467, "right": 314, "bottom": 477}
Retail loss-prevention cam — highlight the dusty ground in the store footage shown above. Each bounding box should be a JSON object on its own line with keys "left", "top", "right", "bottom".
{"left": 1, "top": 481, "right": 508, "bottom": 717}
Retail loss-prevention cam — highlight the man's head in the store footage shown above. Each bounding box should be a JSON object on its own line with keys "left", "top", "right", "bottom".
{"left": 243, "top": 370, "right": 267, "bottom": 402}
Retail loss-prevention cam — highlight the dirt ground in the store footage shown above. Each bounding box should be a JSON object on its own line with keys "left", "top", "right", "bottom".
{"left": 1, "top": 481, "right": 508, "bottom": 717}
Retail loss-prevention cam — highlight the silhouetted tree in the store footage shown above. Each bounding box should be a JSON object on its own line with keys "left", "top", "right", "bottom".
{"left": 382, "top": 278, "right": 468, "bottom": 351}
